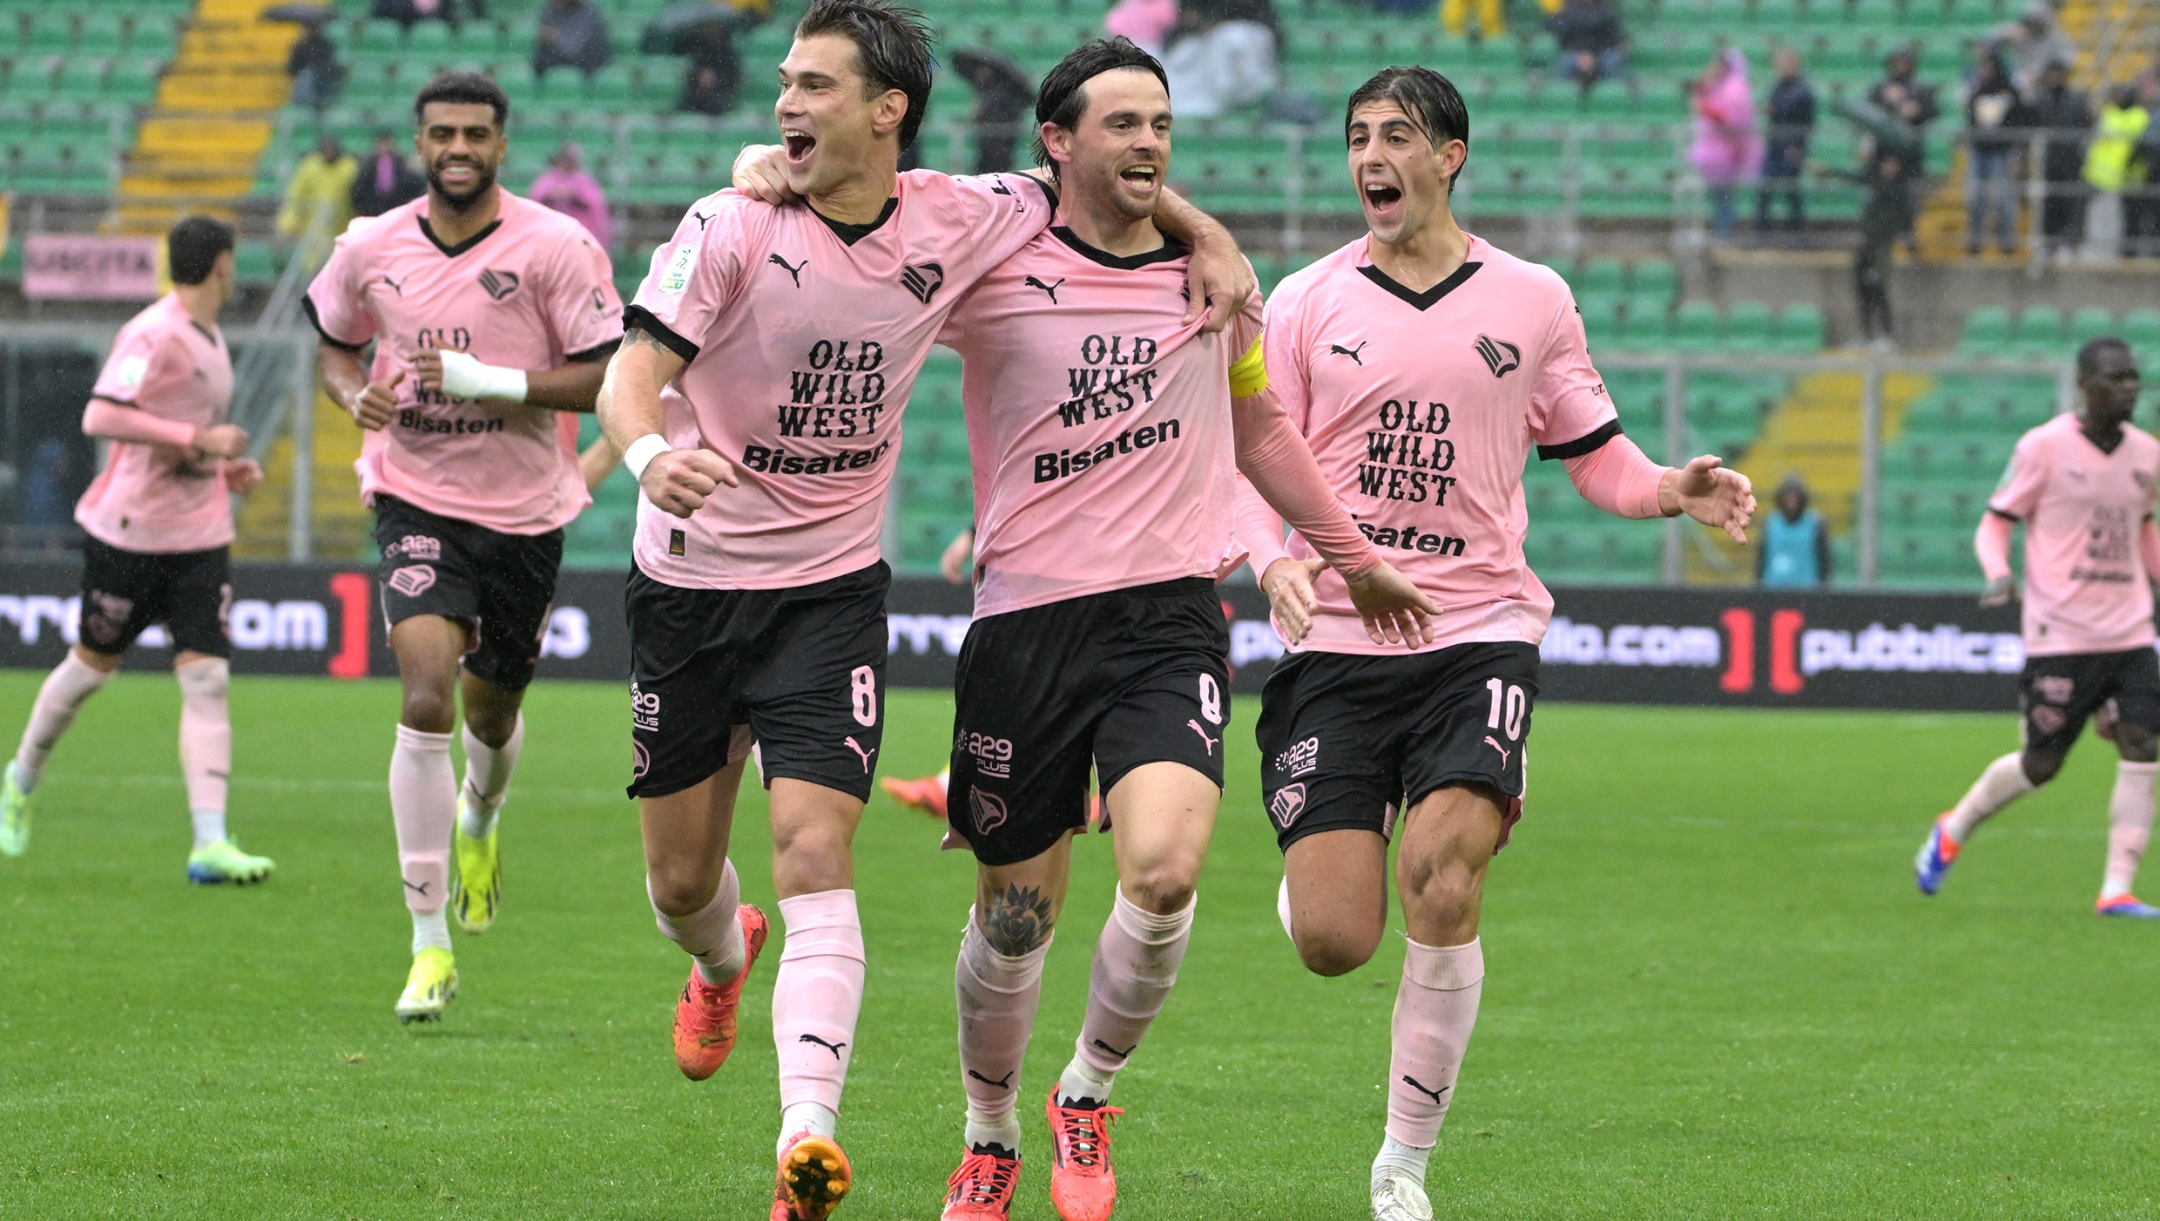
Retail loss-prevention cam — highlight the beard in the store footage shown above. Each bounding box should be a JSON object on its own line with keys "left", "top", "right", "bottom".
{"left": 426, "top": 158, "right": 498, "bottom": 209}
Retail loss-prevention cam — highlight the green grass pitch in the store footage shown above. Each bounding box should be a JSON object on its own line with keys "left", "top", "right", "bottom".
{"left": 1, "top": 674, "right": 2156, "bottom": 1219}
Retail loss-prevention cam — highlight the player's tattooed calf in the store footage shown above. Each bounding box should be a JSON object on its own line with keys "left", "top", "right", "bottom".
{"left": 982, "top": 883, "right": 1055, "bottom": 955}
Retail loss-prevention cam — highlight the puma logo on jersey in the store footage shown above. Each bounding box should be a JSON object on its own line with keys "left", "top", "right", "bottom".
{"left": 478, "top": 269, "right": 520, "bottom": 301}
{"left": 844, "top": 736, "right": 876, "bottom": 772}
{"left": 1483, "top": 735, "right": 1511, "bottom": 766}
{"left": 1187, "top": 719, "right": 1220, "bottom": 756}
{"left": 378, "top": 275, "right": 406, "bottom": 297}
{"left": 768, "top": 253, "right": 806, "bottom": 286}
{"left": 1401, "top": 1074, "right": 1452, "bottom": 1105}
{"left": 1475, "top": 334, "right": 1521, "bottom": 378}
{"left": 798, "top": 1034, "right": 848, "bottom": 1059}
{"left": 690, "top": 208, "right": 717, "bottom": 229}
{"left": 901, "top": 262, "right": 946, "bottom": 305}
{"left": 1329, "top": 341, "right": 1368, "bottom": 365}
{"left": 1025, "top": 275, "right": 1064, "bottom": 303}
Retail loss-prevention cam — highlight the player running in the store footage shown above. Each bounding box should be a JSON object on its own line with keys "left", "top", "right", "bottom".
{"left": 1916, "top": 337, "right": 2160, "bottom": 918}
{"left": 927, "top": 40, "right": 1435, "bottom": 1221}
{"left": 0, "top": 217, "right": 270, "bottom": 882}
{"left": 602, "top": 5, "right": 1250, "bottom": 1217}
{"left": 305, "top": 72, "right": 623, "bottom": 1022}
{"left": 1237, "top": 68, "right": 1754, "bottom": 1221}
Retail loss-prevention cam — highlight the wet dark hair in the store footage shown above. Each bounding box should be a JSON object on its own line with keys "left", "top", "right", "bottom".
{"left": 1345, "top": 66, "right": 1471, "bottom": 193}
{"left": 795, "top": 0, "right": 936, "bottom": 149}
{"left": 2078, "top": 335, "right": 2135, "bottom": 376}
{"left": 1032, "top": 38, "right": 1169, "bottom": 180}
{"left": 413, "top": 71, "right": 510, "bottom": 130}
{"left": 167, "top": 215, "right": 235, "bottom": 286}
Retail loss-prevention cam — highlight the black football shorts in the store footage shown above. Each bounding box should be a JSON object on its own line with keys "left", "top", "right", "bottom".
{"left": 77, "top": 536, "right": 231, "bottom": 658}
{"left": 2019, "top": 647, "right": 2160, "bottom": 753}
{"left": 1256, "top": 641, "right": 1539, "bottom": 854}
{"left": 372, "top": 493, "right": 563, "bottom": 692}
{"left": 946, "top": 577, "right": 1231, "bottom": 867}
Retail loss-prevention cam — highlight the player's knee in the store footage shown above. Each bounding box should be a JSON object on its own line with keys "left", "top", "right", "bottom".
{"left": 1399, "top": 853, "right": 1483, "bottom": 932}
{"left": 2115, "top": 723, "right": 2159, "bottom": 763}
{"left": 1294, "top": 924, "right": 1379, "bottom": 977}
{"left": 463, "top": 704, "right": 518, "bottom": 749}
{"left": 2020, "top": 747, "right": 2067, "bottom": 786}
{"left": 646, "top": 863, "right": 719, "bottom": 917}
{"left": 1120, "top": 861, "right": 1200, "bottom": 916}
{"left": 399, "top": 688, "right": 457, "bottom": 735}
{"left": 772, "top": 821, "right": 853, "bottom": 889}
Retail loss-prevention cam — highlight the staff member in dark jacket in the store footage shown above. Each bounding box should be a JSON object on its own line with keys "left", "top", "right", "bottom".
{"left": 1757, "top": 48, "right": 1816, "bottom": 237}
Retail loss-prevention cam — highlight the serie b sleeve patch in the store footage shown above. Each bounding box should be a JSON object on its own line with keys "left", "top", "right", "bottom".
{"left": 656, "top": 241, "right": 700, "bottom": 296}
{"left": 1227, "top": 335, "right": 1269, "bottom": 399}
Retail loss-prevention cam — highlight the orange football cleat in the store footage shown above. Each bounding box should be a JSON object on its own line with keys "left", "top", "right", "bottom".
{"left": 772, "top": 1133, "right": 852, "bottom": 1221}
{"left": 1046, "top": 1089, "right": 1123, "bottom": 1221}
{"left": 941, "top": 1146, "right": 1022, "bottom": 1220}
{"left": 673, "top": 904, "right": 768, "bottom": 1080}
{"left": 881, "top": 772, "right": 949, "bottom": 819}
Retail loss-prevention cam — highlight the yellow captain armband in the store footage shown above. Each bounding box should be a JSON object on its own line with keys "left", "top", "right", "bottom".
{"left": 1228, "top": 336, "right": 1269, "bottom": 399}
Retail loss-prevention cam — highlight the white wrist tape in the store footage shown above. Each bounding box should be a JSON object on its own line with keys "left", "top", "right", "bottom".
{"left": 438, "top": 349, "right": 529, "bottom": 403}
{"left": 623, "top": 434, "right": 674, "bottom": 481}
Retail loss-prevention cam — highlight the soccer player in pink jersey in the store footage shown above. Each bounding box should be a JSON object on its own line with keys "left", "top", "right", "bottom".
{"left": 1916, "top": 338, "right": 2160, "bottom": 918}
{"left": 926, "top": 40, "right": 1434, "bottom": 1221}
{"left": 0, "top": 217, "right": 270, "bottom": 884}
{"left": 1234, "top": 68, "right": 1754, "bottom": 1221}
{"left": 600, "top": 5, "right": 1249, "bottom": 1217}
{"left": 305, "top": 72, "right": 624, "bottom": 1023}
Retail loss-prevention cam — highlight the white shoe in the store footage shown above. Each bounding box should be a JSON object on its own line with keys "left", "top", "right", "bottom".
{"left": 1277, "top": 875, "right": 1295, "bottom": 942}
{"left": 1372, "top": 1168, "right": 1433, "bottom": 1221}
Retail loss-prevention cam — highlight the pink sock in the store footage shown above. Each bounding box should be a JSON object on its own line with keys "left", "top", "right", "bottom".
{"left": 1944, "top": 752, "right": 2035, "bottom": 841}
{"left": 390, "top": 724, "right": 455, "bottom": 915}
{"left": 650, "top": 859, "right": 747, "bottom": 984}
{"left": 1063, "top": 887, "right": 1194, "bottom": 1102}
{"left": 956, "top": 916, "right": 1051, "bottom": 1145}
{"left": 459, "top": 714, "right": 523, "bottom": 837}
{"left": 773, "top": 889, "right": 866, "bottom": 1115}
{"left": 176, "top": 658, "right": 230, "bottom": 847}
{"left": 13, "top": 651, "right": 112, "bottom": 786}
{"left": 1386, "top": 937, "right": 1485, "bottom": 1150}
{"left": 2103, "top": 761, "right": 2156, "bottom": 899}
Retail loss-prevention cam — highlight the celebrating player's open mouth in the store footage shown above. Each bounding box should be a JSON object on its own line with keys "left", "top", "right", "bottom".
{"left": 782, "top": 127, "right": 816, "bottom": 164}
{"left": 1361, "top": 176, "right": 1405, "bottom": 226}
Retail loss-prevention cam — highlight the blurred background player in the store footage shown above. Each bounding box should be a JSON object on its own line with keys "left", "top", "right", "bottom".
{"left": 926, "top": 39, "right": 1436, "bottom": 1221}
{"left": 305, "top": 71, "right": 624, "bottom": 1023}
{"left": 1240, "top": 67, "right": 1754, "bottom": 1221}
{"left": 0, "top": 216, "right": 270, "bottom": 885}
{"left": 1916, "top": 338, "right": 2160, "bottom": 919}
{"left": 619, "top": 4, "right": 1248, "bottom": 1215}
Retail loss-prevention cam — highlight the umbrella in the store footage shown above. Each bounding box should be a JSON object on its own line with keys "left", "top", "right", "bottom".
{"left": 261, "top": 2, "right": 335, "bottom": 25}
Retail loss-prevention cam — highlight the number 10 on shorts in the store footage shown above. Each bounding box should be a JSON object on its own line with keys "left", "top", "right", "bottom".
{"left": 1485, "top": 677, "right": 1525, "bottom": 741}
{"left": 850, "top": 665, "right": 879, "bottom": 727}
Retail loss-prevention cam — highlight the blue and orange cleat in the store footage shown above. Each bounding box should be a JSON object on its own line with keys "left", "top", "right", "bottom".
{"left": 674, "top": 904, "right": 768, "bottom": 1080}
{"left": 771, "top": 1132, "right": 852, "bottom": 1221}
{"left": 1914, "top": 813, "right": 1962, "bottom": 895}
{"left": 2096, "top": 893, "right": 2160, "bottom": 918}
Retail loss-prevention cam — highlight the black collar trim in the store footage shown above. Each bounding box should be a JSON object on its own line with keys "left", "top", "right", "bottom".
{"left": 417, "top": 214, "right": 503, "bottom": 258}
{"left": 1358, "top": 260, "right": 1483, "bottom": 311}
{"left": 1051, "top": 226, "right": 1187, "bottom": 269}
{"left": 813, "top": 196, "right": 899, "bottom": 246}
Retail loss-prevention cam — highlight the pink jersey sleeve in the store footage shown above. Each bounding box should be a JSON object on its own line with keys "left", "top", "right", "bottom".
{"left": 1233, "top": 473, "right": 1294, "bottom": 580}
{"left": 540, "top": 229, "right": 624, "bottom": 359}
{"left": 626, "top": 195, "right": 754, "bottom": 358}
{"left": 1988, "top": 432, "right": 2045, "bottom": 520}
{"left": 82, "top": 398, "right": 196, "bottom": 448}
{"left": 946, "top": 172, "right": 1058, "bottom": 271}
{"left": 1976, "top": 510, "right": 2014, "bottom": 580}
{"left": 89, "top": 323, "right": 172, "bottom": 406}
{"left": 302, "top": 223, "right": 378, "bottom": 350}
{"left": 1233, "top": 388, "right": 1379, "bottom": 578}
{"left": 1525, "top": 292, "right": 1620, "bottom": 453}
{"left": 2141, "top": 516, "right": 2160, "bottom": 586}
{"left": 1561, "top": 432, "right": 1668, "bottom": 519}
{"left": 1259, "top": 283, "right": 1314, "bottom": 432}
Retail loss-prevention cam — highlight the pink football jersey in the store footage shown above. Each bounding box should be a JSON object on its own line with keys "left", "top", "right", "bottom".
{"left": 304, "top": 189, "right": 623, "bottom": 535}
{"left": 624, "top": 171, "right": 1053, "bottom": 589}
{"left": 939, "top": 228, "right": 1261, "bottom": 616}
{"left": 1989, "top": 411, "right": 2160, "bottom": 655}
{"left": 75, "top": 292, "right": 237, "bottom": 553}
{"left": 1237, "top": 234, "right": 1620, "bottom": 654}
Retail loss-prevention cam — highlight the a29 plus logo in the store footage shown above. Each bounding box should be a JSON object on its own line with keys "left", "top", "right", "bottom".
{"left": 956, "top": 729, "right": 1014, "bottom": 780}
{"left": 1272, "top": 735, "right": 1319, "bottom": 778}
{"left": 631, "top": 683, "right": 661, "bottom": 732}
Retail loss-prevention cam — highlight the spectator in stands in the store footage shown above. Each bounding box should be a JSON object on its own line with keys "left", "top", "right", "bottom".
{"left": 1757, "top": 48, "right": 1815, "bottom": 239}
{"left": 529, "top": 143, "right": 612, "bottom": 250}
{"left": 1689, "top": 48, "right": 1761, "bottom": 238}
{"left": 1991, "top": 0, "right": 2075, "bottom": 97}
{"left": 532, "top": 0, "right": 611, "bottom": 78}
{"left": 1758, "top": 476, "right": 1830, "bottom": 588}
{"left": 1441, "top": 0, "right": 1504, "bottom": 43}
{"left": 276, "top": 134, "right": 356, "bottom": 270}
{"left": 1964, "top": 49, "right": 2024, "bottom": 256}
{"left": 675, "top": 15, "right": 742, "bottom": 116}
{"left": 1846, "top": 132, "right": 1911, "bottom": 344}
{"left": 2083, "top": 84, "right": 2151, "bottom": 259}
{"left": 2024, "top": 59, "right": 2093, "bottom": 259}
{"left": 1867, "top": 47, "right": 1938, "bottom": 254}
{"left": 2130, "top": 75, "right": 2160, "bottom": 257}
{"left": 349, "top": 130, "right": 426, "bottom": 217}
{"left": 1547, "top": 0, "right": 1626, "bottom": 95}
{"left": 1105, "top": 0, "right": 1178, "bottom": 56}
{"left": 1163, "top": 0, "right": 1281, "bottom": 119}
{"left": 951, "top": 48, "right": 1035, "bottom": 175}
{"left": 285, "top": 20, "right": 343, "bottom": 112}
{"left": 372, "top": 0, "right": 482, "bottom": 27}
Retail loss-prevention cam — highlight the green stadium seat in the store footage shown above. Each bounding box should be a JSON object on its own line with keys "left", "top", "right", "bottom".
{"left": 1725, "top": 300, "right": 1774, "bottom": 349}
{"left": 26, "top": 14, "right": 70, "bottom": 54}
{"left": 234, "top": 243, "right": 279, "bottom": 286}
{"left": 1958, "top": 306, "right": 2011, "bottom": 353}
{"left": 54, "top": 59, "right": 108, "bottom": 103}
{"left": 1578, "top": 257, "right": 1628, "bottom": 296}
{"left": 1580, "top": 295, "right": 1625, "bottom": 347}
{"left": 1754, "top": 0, "right": 1808, "bottom": 30}
{"left": 1850, "top": 0, "right": 1899, "bottom": 25}
{"left": 1619, "top": 296, "right": 1671, "bottom": 348}
{"left": 128, "top": 17, "right": 177, "bottom": 60}
{"left": 1632, "top": 258, "right": 1678, "bottom": 300}
{"left": 110, "top": 58, "right": 161, "bottom": 102}
{"left": 1673, "top": 300, "right": 1720, "bottom": 349}
{"left": 2122, "top": 308, "right": 2160, "bottom": 356}
{"left": 1775, "top": 302, "right": 1825, "bottom": 350}
{"left": 2068, "top": 306, "right": 2117, "bottom": 345}
{"left": 2011, "top": 305, "right": 2065, "bottom": 355}
{"left": 407, "top": 20, "right": 454, "bottom": 59}
{"left": 78, "top": 14, "right": 124, "bottom": 55}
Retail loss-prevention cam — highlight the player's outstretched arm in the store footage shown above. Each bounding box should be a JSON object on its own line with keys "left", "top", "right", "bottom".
{"left": 598, "top": 328, "right": 736, "bottom": 518}
{"left": 80, "top": 399, "right": 245, "bottom": 457}
{"left": 1659, "top": 455, "right": 1756, "bottom": 543}
{"left": 319, "top": 339, "right": 403, "bottom": 431}
{"left": 1976, "top": 511, "right": 2017, "bottom": 607}
{"left": 579, "top": 433, "right": 620, "bottom": 491}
